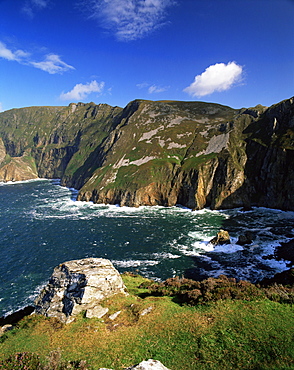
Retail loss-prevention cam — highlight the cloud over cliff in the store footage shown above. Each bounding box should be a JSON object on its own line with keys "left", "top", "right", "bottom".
{"left": 60, "top": 80, "right": 105, "bottom": 101}
{"left": 184, "top": 62, "right": 243, "bottom": 97}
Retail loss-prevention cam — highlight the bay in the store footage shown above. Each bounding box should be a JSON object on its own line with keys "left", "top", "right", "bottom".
{"left": 0, "top": 179, "right": 293, "bottom": 317}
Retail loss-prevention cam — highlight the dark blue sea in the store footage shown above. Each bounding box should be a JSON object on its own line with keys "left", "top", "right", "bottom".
{"left": 1, "top": 179, "right": 293, "bottom": 317}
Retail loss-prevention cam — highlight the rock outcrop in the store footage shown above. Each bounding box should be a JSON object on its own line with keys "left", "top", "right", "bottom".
{"left": 237, "top": 231, "right": 254, "bottom": 246}
{"left": 34, "top": 258, "right": 127, "bottom": 323}
{"left": 209, "top": 229, "right": 231, "bottom": 245}
{"left": 0, "top": 97, "right": 293, "bottom": 211}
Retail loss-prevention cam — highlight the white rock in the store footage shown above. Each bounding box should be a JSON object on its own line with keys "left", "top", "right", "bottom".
{"left": 140, "top": 306, "right": 153, "bottom": 316}
{"left": 108, "top": 310, "right": 121, "bottom": 320}
{"left": 126, "top": 359, "right": 171, "bottom": 370}
{"left": 99, "top": 359, "right": 170, "bottom": 370}
{"left": 34, "top": 258, "right": 127, "bottom": 323}
{"left": 0, "top": 324, "right": 13, "bottom": 336}
{"left": 86, "top": 305, "right": 109, "bottom": 319}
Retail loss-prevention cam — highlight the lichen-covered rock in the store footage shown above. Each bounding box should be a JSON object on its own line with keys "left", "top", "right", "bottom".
{"left": 34, "top": 258, "right": 127, "bottom": 323}
{"left": 85, "top": 305, "right": 109, "bottom": 319}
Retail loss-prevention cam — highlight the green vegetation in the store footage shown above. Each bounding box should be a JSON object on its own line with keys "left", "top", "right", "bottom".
{"left": 0, "top": 154, "right": 11, "bottom": 168}
{"left": 181, "top": 153, "right": 217, "bottom": 171}
{"left": 1, "top": 273, "right": 293, "bottom": 369}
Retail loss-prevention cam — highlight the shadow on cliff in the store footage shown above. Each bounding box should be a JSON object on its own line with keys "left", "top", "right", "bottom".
{"left": 205, "top": 105, "right": 294, "bottom": 212}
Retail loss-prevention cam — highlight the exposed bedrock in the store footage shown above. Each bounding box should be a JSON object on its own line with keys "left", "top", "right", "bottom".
{"left": 34, "top": 258, "right": 127, "bottom": 324}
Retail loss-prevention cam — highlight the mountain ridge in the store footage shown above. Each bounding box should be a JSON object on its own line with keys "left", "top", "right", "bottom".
{"left": 0, "top": 97, "right": 293, "bottom": 210}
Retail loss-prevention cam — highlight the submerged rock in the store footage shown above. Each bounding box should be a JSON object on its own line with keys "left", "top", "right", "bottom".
{"left": 237, "top": 231, "right": 254, "bottom": 246}
{"left": 34, "top": 258, "right": 127, "bottom": 323}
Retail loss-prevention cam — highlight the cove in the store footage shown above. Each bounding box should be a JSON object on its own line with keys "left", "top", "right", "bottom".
{"left": 0, "top": 179, "right": 293, "bottom": 316}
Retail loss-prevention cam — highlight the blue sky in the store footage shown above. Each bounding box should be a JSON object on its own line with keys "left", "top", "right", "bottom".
{"left": 0, "top": 0, "right": 293, "bottom": 112}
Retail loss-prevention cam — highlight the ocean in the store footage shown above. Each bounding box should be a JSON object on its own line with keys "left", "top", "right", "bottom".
{"left": 0, "top": 179, "right": 293, "bottom": 317}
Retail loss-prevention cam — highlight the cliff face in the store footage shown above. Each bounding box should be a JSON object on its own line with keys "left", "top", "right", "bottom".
{"left": 0, "top": 97, "right": 293, "bottom": 210}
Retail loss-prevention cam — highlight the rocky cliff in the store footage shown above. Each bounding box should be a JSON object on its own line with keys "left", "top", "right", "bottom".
{"left": 0, "top": 97, "right": 293, "bottom": 210}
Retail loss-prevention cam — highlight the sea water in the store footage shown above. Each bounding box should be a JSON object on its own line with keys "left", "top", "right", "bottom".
{"left": 0, "top": 179, "right": 293, "bottom": 316}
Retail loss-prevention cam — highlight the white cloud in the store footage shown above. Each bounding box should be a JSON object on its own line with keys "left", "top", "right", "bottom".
{"left": 0, "top": 41, "right": 74, "bottom": 75}
{"left": 0, "top": 41, "right": 30, "bottom": 62}
{"left": 137, "top": 82, "right": 169, "bottom": 93}
{"left": 22, "top": 0, "right": 49, "bottom": 18}
{"left": 136, "top": 82, "right": 150, "bottom": 89}
{"left": 0, "top": 103, "right": 3, "bottom": 112}
{"left": 31, "top": 54, "right": 75, "bottom": 74}
{"left": 87, "top": 0, "right": 176, "bottom": 41}
{"left": 184, "top": 62, "right": 243, "bottom": 97}
{"left": 148, "top": 84, "right": 169, "bottom": 94}
{"left": 60, "top": 80, "right": 105, "bottom": 101}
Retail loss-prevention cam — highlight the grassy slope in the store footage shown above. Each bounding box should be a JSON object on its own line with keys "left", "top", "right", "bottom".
{"left": 0, "top": 274, "right": 293, "bottom": 370}
{"left": 79, "top": 100, "right": 238, "bottom": 196}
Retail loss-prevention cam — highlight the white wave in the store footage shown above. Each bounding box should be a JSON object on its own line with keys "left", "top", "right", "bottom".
{"left": 2, "top": 280, "right": 47, "bottom": 318}
{"left": 214, "top": 243, "right": 244, "bottom": 253}
{"left": 191, "top": 239, "right": 243, "bottom": 254}
{"left": 259, "top": 257, "right": 290, "bottom": 271}
{"left": 151, "top": 252, "right": 181, "bottom": 259}
{"left": 188, "top": 231, "right": 212, "bottom": 241}
{"left": 0, "top": 178, "right": 47, "bottom": 186}
{"left": 112, "top": 259, "right": 160, "bottom": 268}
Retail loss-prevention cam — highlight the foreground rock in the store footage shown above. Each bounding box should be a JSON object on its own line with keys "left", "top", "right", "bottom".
{"left": 99, "top": 359, "right": 170, "bottom": 370}
{"left": 34, "top": 258, "right": 127, "bottom": 323}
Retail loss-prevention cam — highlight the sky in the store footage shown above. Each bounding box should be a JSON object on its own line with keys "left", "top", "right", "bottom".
{"left": 0, "top": 0, "right": 293, "bottom": 112}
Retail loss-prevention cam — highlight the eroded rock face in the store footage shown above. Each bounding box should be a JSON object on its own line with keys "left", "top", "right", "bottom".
{"left": 34, "top": 258, "right": 127, "bottom": 323}
{"left": 1, "top": 97, "right": 293, "bottom": 210}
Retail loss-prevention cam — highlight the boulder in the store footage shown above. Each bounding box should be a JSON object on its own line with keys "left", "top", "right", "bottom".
{"left": 209, "top": 229, "right": 231, "bottom": 245}
{"left": 34, "top": 258, "right": 127, "bottom": 323}
{"left": 85, "top": 305, "right": 109, "bottom": 319}
{"left": 237, "top": 231, "right": 253, "bottom": 245}
{"left": 0, "top": 324, "right": 13, "bottom": 336}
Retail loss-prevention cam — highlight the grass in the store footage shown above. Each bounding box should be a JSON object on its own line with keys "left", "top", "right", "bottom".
{"left": 0, "top": 273, "right": 294, "bottom": 369}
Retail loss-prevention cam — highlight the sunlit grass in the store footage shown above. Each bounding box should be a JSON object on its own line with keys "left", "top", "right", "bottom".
{"left": 1, "top": 275, "right": 294, "bottom": 369}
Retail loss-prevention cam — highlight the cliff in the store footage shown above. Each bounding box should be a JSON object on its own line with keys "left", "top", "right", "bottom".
{"left": 0, "top": 97, "right": 293, "bottom": 210}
